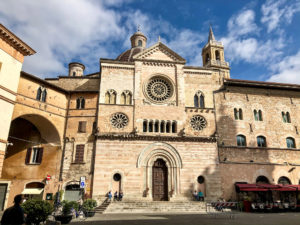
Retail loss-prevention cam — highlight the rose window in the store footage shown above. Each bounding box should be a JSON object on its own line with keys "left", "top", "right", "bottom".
{"left": 110, "top": 113, "right": 129, "bottom": 129}
{"left": 190, "top": 115, "right": 207, "bottom": 131}
{"left": 146, "top": 76, "right": 173, "bottom": 103}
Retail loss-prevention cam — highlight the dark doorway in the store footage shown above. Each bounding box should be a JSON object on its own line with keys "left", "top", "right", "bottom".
{"left": 152, "top": 159, "right": 168, "bottom": 201}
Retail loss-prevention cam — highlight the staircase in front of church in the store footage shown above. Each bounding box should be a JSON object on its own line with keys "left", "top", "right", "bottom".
{"left": 103, "top": 200, "right": 208, "bottom": 213}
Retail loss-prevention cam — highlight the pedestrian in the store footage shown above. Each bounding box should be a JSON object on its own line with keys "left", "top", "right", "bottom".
{"left": 114, "top": 191, "right": 118, "bottom": 201}
{"left": 119, "top": 191, "right": 123, "bottom": 201}
{"left": 1, "top": 194, "right": 25, "bottom": 225}
{"left": 193, "top": 190, "right": 198, "bottom": 201}
{"left": 198, "top": 190, "right": 204, "bottom": 201}
{"left": 108, "top": 191, "right": 112, "bottom": 201}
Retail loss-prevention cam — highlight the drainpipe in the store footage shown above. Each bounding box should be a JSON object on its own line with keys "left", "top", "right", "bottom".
{"left": 59, "top": 92, "right": 71, "bottom": 181}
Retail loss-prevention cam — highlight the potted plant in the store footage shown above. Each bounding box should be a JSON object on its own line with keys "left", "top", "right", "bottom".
{"left": 82, "top": 199, "right": 97, "bottom": 217}
{"left": 54, "top": 200, "right": 75, "bottom": 224}
{"left": 22, "top": 199, "right": 53, "bottom": 225}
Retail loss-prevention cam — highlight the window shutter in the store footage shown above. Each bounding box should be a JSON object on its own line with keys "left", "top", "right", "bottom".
{"left": 75, "top": 145, "right": 84, "bottom": 163}
{"left": 25, "top": 148, "right": 31, "bottom": 164}
{"left": 37, "top": 148, "right": 44, "bottom": 164}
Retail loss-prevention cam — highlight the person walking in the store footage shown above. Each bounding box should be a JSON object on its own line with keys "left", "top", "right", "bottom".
{"left": 1, "top": 194, "right": 25, "bottom": 225}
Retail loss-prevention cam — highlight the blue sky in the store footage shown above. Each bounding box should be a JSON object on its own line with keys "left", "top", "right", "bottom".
{"left": 0, "top": 0, "right": 299, "bottom": 83}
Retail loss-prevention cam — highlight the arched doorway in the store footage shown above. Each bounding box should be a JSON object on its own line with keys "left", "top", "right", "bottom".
{"left": 64, "top": 182, "right": 82, "bottom": 201}
{"left": 112, "top": 173, "right": 122, "bottom": 193}
{"left": 256, "top": 176, "right": 270, "bottom": 184}
{"left": 278, "top": 176, "right": 291, "bottom": 185}
{"left": 152, "top": 159, "right": 168, "bottom": 201}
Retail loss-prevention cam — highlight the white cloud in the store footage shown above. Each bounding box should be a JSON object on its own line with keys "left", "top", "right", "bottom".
{"left": 220, "top": 7, "right": 286, "bottom": 66}
{"left": 227, "top": 9, "right": 258, "bottom": 36}
{"left": 261, "top": 0, "right": 300, "bottom": 33}
{"left": 267, "top": 51, "right": 300, "bottom": 84}
{"left": 0, "top": 1, "right": 207, "bottom": 77}
{"left": 0, "top": 0, "right": 123, "bottom": 77}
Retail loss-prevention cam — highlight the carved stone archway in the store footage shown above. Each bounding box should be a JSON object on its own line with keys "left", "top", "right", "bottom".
{"left": 137, "top": 142, "right": 182, "bottom": 200}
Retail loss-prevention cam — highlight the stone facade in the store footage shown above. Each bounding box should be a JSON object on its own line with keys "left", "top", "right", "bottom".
{"left": 2, "top": 26, "right": 300, "bottom": 208}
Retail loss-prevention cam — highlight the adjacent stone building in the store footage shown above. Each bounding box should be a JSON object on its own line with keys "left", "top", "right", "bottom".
{"left": 1, "top": 25, "right": 300, "bottom": 208}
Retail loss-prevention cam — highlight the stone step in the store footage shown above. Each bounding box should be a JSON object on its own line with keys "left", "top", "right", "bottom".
{"left": 104, "top": 201, "right": 210, "bottom": 214}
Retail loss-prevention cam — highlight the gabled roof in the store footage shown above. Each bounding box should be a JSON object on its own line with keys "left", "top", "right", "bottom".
{"left": 133, "top": 42, "right": 186, "bottom": 63}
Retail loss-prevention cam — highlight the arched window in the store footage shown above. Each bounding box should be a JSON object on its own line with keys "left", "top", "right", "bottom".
{"left": 120, "top": 90, "right": 132, "bottom": 105}
{"left": 41, "top": 89, "right": 47, "bottom": 102}
{"left": 205, "top": 53, "right": 210, "bottom": 63}
{"left": 76, "top": 97, "right": 85, "bottom": 109}
{"left": 143, "top": 120, "right": 147, "bottom": 132}
{"left": 36, "top": 87, "right": 42, "bottom": 101}
{"left": 72, "top": 71, "right": 76, "bottom": 76}
{"left": 120, "top": 93, "right": 126, "bottom": 105}
{"left": 172, "top": 121, "right": 177, "bottom": 133}
{"left": 257, "top": 136, "right": 267, "bottom": 147}
{"left": 126, "top": 92, "right": 132, "bottom": 105}
{"left": 239, "top": 108, "right": 243, "bottom": 120}
{"left": 286, "top": 112, "right": 291, "bottom": 123}
{"left": 154, "top": 121, "right": 159, "bottom": 132}
{"left": 160, "top": 121, "right": 165, "bottom": 133}
{"left": 194, "top": 95, "right": 199, "bottom": 108}
{"left": 286, "top": 137, "right": 296, "bottom": 148}
{"left": 138, "top": 40, "right": 142, "bottom": 47}
{"left": 282, "top": 112, "right": 286, "bottom": 123}
{"left": 215, "top": 50, "right": 220, "bottom": 60}
{"left": 236, "top": 135, "right": 246, "bottom": 146}
{"left": 105, "top": 89, "right": 117, "bottom": 104}
{"left": 81, "top": 98, "right": 85, "bottom": 109}
{"left": 256, "top": 176, "right": 269, "bottom": 184}
{"left": 254, "top": 110, "right": 258, "bottom": 121}
{"left": 258, "top": 110, "right": 263, "bottom": 121}
{"left": 166, "top": 121, "right": 171, "bottom": 133}
{"left": 76, "top": 98, "right": 81, "bottom": 109}
{"left": 278, "top": 176, "right": 291, "bottom": 185}
{"left": 234, "top": 108, "right": 238, "bottom": 120}
{"left": 149, "top": 121, "right": 153, "bottom": 132}
{"left": 194, "top": 91, "right": 205, "bottom": 108}
{"left": 105, "top": 92, "right": 110, "bottom": 104}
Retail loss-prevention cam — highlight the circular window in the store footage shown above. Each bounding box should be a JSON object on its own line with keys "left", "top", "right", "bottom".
{"left": 197, "top": 176, "right": 205, "bottom": 184}
{"left": 190, "top": 115, "right": 207, "bottom": 131}
{"left": 145, "top": 76, "right": 173, "bottom": 103}
{"left": 113, "top": 173, "right": 121, "bottom": 181}
{"left": 110, "top": 113, "right": 129, "bottom": 129}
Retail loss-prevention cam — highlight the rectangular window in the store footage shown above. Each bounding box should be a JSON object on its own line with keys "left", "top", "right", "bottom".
{"left": 78, "top": 121, "right": 87, "bottom": 133}
{"left": 25, "top": 147, "right": 43, "bottom": 164}
{"left": 74, "top": 144, "right": 84, "bottom": 163}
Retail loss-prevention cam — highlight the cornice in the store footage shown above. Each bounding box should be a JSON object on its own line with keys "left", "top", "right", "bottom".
{"left": 96, "top": 133, "right": 216, "bottom": 142}
{"left": 0, "top": 24, "right": 36, "bottom": 56}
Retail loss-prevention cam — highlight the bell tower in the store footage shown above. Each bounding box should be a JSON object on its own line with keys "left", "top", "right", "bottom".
{"left": 202, "top": 26, "right": 230, "bottom": 78}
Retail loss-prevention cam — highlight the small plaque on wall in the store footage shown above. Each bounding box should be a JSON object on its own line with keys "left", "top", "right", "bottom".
{"left": 46, "top": 193, "right": 53, "bottom": 200}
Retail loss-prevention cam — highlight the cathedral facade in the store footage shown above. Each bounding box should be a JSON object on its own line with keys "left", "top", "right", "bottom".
{"left": 1, "top": 25, "right": 300, "bottom": 208}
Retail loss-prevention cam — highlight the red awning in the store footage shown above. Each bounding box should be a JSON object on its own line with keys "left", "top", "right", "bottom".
{"left": 235, "top": 183, "right": 300, "bottom": 192}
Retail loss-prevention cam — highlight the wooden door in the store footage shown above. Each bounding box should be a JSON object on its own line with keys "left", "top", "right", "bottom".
{"left": 152, "top": 159, "right": 168, "bottom": 201}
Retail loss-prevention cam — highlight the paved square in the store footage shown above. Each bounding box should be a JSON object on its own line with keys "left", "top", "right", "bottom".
{"left": 71, "top": 213, "right": 300, "bottom": 225}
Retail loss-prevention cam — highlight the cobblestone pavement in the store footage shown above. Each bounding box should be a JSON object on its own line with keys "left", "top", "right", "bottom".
{"left": 71, "top": 212, "right": 300, "bottom": 225}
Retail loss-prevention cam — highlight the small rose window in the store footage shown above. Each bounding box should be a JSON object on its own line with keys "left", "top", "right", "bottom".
{"left": 190, "top": 115, "right": 207, "bottom": 131}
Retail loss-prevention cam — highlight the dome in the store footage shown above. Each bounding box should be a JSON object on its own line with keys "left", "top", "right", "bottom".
{"left": 116, "top": 47, "right": 144, "bottom": 62}
{"left": 116, "top": 30, "right": 147, "bottom": 62}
